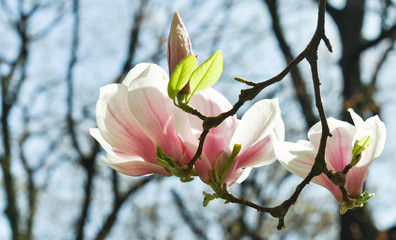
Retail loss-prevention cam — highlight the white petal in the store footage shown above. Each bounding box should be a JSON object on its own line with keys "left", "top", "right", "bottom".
{"left": 348, "top": 108, "right": 364, "bottom": 128}
{"left": 354, "top": 114, "right": 386, "bottom": 166}
{"left": 236, "top": 168, "right": 252, "bottom": 184}
{"left": 125, "top": 64, "right": 169, "bottom": 95}
{"left": 101, "top": 153, "right": 170, "bottom": 176}
{"left": 90, "top": 128, "right": 116, "bottom": 153}
{"left": 274, "top": 141, "right": 316, "bottom": 179}
{"left": 273, "top": 116, "right": 285, "bottom": 142}
{"left": 230, "top": 98, "right": 281, "bottom": 153}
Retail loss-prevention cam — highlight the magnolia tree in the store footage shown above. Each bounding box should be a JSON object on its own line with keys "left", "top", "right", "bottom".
{"left": 90, "top": 2, "right": 386, "bottom": 230}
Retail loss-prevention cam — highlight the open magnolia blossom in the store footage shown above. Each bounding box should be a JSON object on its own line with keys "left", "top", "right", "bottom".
{"left": 175, "top": 93, "right": 285, "bottom": 186}
{"left": 90, "top": 61, "right": 284, "bottom": 186}
{"left": 90, "top": 63, "right": 191, "bottom": 177}
{"left": 274, "top": 109, "right": 386, "bottom": 205}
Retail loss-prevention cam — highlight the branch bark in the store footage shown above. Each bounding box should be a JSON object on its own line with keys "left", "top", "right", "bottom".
{"left": 263, "top": 0, "right": 318, "bottom": 128}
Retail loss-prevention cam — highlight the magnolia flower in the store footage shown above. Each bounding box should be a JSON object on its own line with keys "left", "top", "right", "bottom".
{"left": 175, "top": 92, "right": 285, "bottom": 186}
{"left": 274, "top": 109, "right": 386, "bottom": 204}
{"left": 90, "top": 63, "right": 191, "bottom": 176}
{"left": 167, "top": 11, "right": 193, "bottom": 75}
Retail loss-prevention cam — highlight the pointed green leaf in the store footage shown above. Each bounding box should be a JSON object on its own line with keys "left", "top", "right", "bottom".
{"left": 167, "top": 54, "right": 197, "bottom": 99}
{"left": 214, "top": 153, "right": 223, "bottom": 184}
{"left": 220, "top": 144, "right": 241, "bottom": 184}
{"left": 355, "top": 191, "right": 374, "bottom": 205}
{"left": 352, "top": 136, "right": 371, "bottom": 157}
{"left": 189, "top": 50, "right": 223, "bottom": 98}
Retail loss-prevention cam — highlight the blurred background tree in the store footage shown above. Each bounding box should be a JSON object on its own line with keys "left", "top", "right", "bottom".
{"left": 0, "top": 0, "right": 395, "bottom": 239}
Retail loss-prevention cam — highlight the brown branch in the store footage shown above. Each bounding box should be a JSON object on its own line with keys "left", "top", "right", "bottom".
{"left": 264, "top": 0, "right": 318, "bottom": 128}
{"left": 0, "top": 104, "right": 19, "bottom": 240}
{"left": 19, "top": 138, "right": 36, "bottom": 240}
{"left": 0, "top": 2, "right": 32, "bottom": 239}
{"left": 358, "top": 24, "right": 396, "bottom": 53}
{"left": 66, "top": 0, "right": 81, "bottom": 157}
{"left": 171, "top": 190, "right": 209, "bottom": 240}
{"left": 63, "top": 1, "right": 96, "bottom": 239}
{"left": 115, "top": 0, "right": 147, "bottom": 83}
{"left": 371, "top": 37, "right": 395, "bottom": 86}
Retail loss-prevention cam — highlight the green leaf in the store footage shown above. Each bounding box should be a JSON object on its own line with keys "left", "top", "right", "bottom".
{"left": 214, "top": 153, "right": 223, "bottom": 184}
{"left": 167, "top": 54, "right": 197, "bottom": 99}
{"left": 188, "top": 50, "right": 223, "bottom": 99}
{"left": 220, "top": 144, "right": 241, "bottom": 184}
{"left": 352, "top": 136, "right": 371, "bottom": 157}
{"left": 355, "top": 191, "right": 374, "bottom": 205}
{"left": 202, "top": 191, "right": 219, "bottom": 207}
{"left": 340, "top": 191, "right": 374, "bottom": 214}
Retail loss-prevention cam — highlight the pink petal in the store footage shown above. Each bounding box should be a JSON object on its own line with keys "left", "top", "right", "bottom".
{"left": 235, "top": 134, "right": 276, "bottom": 169}
{"left": 128, "top": 85, "right": 187, "bottom": 165}
{"left": 94, "top": 84, "right": 156, "bottom": 162}
{"left": 194, "top": 156, "right": 212, "bottom": 184}
{"left": 345, "top": 166, "right": 369, "bottom": 199}
{"left": 308, "top": 118, "right": 354, "bottom": 150}
{"left": 324, "top": 126, "right": 355, "bottom": 172}
{"left": 313, "top": 174, "right": 344, "bottom": 204}
{"left": 187, "top": 144, "right": 212, "bottom": 184}
{"left": 225, "top": 168, "right": 245, "bottom": 186}
{"left": 187, "top": 88, "right": 238, "bottom": 162}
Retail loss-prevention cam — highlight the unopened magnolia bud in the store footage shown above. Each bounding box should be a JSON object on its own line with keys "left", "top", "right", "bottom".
{"left": 167, "top": 11, "right": 193, "bottom": 75}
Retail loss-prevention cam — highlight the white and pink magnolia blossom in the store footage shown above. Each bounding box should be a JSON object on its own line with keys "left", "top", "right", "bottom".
{"left": 274, "top": 109, "right": 386, "bottom": 204}
{"left": 90, "top": 63, "right": 191, "bottom": 176}
{"left": 91, "top": 11, "right": 283, "bottom": 183}
{"left": 175, "top": 92, "right": 285, "bottom": 186}
{"left": 167, "top": 11, "right": 193, "bottom": 75}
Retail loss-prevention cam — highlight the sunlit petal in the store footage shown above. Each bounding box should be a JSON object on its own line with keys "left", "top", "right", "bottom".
{"left": 236, "top": 135, "right": 276, "bottom": 169}
{"left": 325, "top": 126, "right": 355, "bottom": 172}
{"left": 354, "top": 115, "right": 386, "bottom": 166}
{"left": 230, "top": 99, "right": 281, "bottom": 153}
{"left": 128, "top": 85, "right": 186, "bottom": 165}
{"left": 274, "top": 141, "right": 316, "bottom": 178}
{"left": 101, "top": 153, "right": 170, "bottom": 176}
{"left": 94, "top": 84, "right": 156, "bottom": 162}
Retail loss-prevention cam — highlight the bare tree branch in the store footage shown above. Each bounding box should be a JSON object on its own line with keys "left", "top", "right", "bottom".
{"left": 171, "top": 189, "right": 209, "bottom": 240}
{"left": 263, "top": 0, "right": 318, "bottom": 128}
{"left": 115, "top": 0, "right": 148, "bottom": 83}
{"left": 94, "top": 177, "right": 155, "bottom": 240}
{"left": 358, "top": 24, "right": 396, "bottom": 53}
